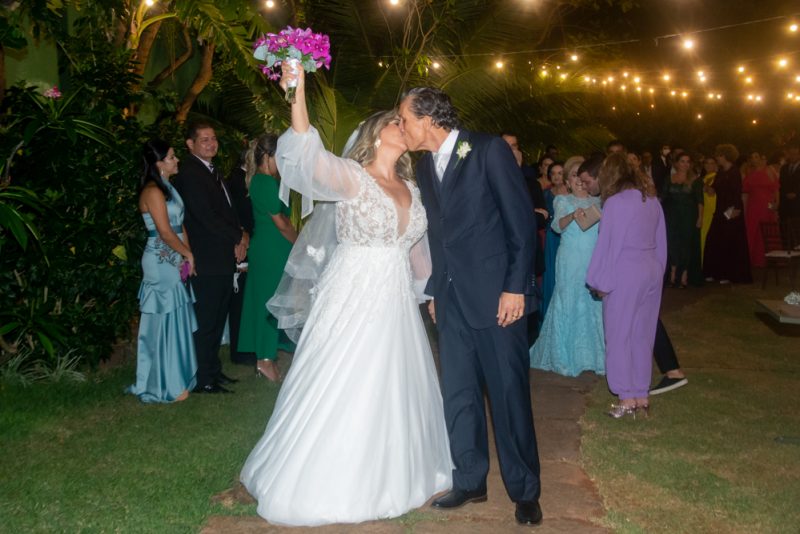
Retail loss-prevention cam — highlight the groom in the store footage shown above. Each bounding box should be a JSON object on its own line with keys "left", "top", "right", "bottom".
{"left": 399, "top": 87, "right": 542, "bottom": 526}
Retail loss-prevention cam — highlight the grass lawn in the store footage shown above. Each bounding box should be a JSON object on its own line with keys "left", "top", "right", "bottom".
{"left": 0, "top": 353, "right": 276, "bottom": 532}
{"left": 581, "top": 281, "right": 800, "bottom": 533}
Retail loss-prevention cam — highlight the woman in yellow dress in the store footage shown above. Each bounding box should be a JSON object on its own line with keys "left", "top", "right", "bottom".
{"left": 700, "top": 156, "right": 717, "bottom": 265}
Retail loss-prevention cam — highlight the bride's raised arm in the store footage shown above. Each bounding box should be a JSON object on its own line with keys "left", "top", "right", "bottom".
{"left": 276, "top": 62, "right": 361, "bottom": 217}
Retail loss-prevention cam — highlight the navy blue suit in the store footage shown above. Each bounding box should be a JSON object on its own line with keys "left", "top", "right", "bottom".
{"left": 417, "top": 131, "right": 541, "bottom": 502}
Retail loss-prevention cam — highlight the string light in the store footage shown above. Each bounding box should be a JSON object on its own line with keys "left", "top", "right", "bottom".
{"left": 752, "top": 119, "right": 758, "bottom": 125}
{"left": 682, "top": 38, "right": 695, "bottom": 50}
{"left": 777, "top": 58, "right": 789, "bottom": 68}
{"left": 633, "top": 76, "right": 641, "bottom": 83}
{"left": 697, "top": 113, "right": 703, "bottom": 119}
{"left": 495, "top": 60, "right": 504, "bottom": 69}
{"left": 145, "top": 0, "right": 155, "bottom": 5}
{"left": 570, "top": 54, "right": 579, "bottom": 62}
{"left": 737, "top": 65, "right": 746, "bottom": 73}
{"left": 649, "top": 88, "right": 655, "bottom": 94}
{"left": 432, "top": 61, "right": 441, "bottom": 70}
{"left": 389, "top": 0, "right": 400, "bottom": 5}
{"left": 662, "top": 73, "right": 671, "bottom": 82}
{"left": 745, "top": 76, "right": 753, "bottom": 84}
{"left": 265, "top": 0, "right": 274, "bottom": 7}
{"left": 790, "top": 23, "right": 798, "bottom": 33}
{"left": 681, "top": 91, "right": 688, "bottom": 98}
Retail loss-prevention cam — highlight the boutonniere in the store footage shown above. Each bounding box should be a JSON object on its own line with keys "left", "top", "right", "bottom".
{"left": 456, "top": 141, "right": 472, "bottom": 161}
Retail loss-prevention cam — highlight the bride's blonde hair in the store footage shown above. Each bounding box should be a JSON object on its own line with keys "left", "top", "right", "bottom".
{"left": 344, "top": 110, "right": 414, "bottom": 182}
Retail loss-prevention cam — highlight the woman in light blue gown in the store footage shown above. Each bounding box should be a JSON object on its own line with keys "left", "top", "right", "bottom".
{"left": 127, "top": 140, "right": 198, "bottom": 403}
{"left": 530, "top": 158, "right": 605, "bottom": 377}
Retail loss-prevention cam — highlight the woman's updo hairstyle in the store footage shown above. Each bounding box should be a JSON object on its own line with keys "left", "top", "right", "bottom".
{"left": 245, "top": 133, "right": 279, "bottom": 188}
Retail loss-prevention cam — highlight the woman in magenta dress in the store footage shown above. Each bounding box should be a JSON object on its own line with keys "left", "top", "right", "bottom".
{"left": 742, "top": 151, "right": 779, "bottom": 267}
{"left": 703, "top": 144, "right": 752, "bottom": 283}
{"left": 586, "top": 154, "right": 666, "bottom": 419}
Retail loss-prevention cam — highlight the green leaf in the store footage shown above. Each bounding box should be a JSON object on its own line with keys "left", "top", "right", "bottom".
{"left": 36, "top": 332, "right": 56, "bottom": 358}
{"left": 0, "top": 322, "right": 22, "bottom": 336}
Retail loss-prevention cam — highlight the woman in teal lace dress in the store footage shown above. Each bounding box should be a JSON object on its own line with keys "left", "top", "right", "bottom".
{"left": 530, "top": 160, "right": 605, "bottom": 376}
{"left": 127, "top": 140, "right": 198, "bottom": 403}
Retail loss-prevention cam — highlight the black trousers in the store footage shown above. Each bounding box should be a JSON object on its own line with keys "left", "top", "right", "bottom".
{"left": 228, "top": 271, "right": 255, "bottom": 364}
{"left": 190, "top": 274, "right": 233, "bottom": 387}
{"left": 437, "top": 285, "right": 541, "bottom": 502}
{"left": 653, "top": 318, "right": 680, "bottom": 374}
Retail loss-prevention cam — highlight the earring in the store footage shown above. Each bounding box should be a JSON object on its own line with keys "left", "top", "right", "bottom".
{"left": 374, "top": 139, "right": 382, "bottom": 149}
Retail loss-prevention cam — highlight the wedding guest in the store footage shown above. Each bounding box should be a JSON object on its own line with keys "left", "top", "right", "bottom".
{"left": 531, "top": 156, "right": 604, "bottom": 377}
{"left": 700, "top": 157, "right": 718, "bottom": 264}
{"left": 649, "top": 319, "right": 688, "bottom": 395}
{"left": 606, "top": 139, "right": 625, "bottom": 154}
{"left": 662, "top": 152, "right": 703, "bottom": 288}
{"left": 173, "top": 122, "right": 247, "bottom": 393}
{"left": 238, "top": 134, "right": 298, "bottom": 382}
{"left": 587, "top": 153, "right": 666, "bottom": 419}
{"left": 127, "top": 140, "right": 197, "bottom": 403}
{"left": 779, "top": 142, "right": 800, "bottom": 238}
{"left": 227, "top": 148, "right": 256, "bottom": 366}
{"left": 743, "top": 151, "right": 779, "bottom": 267}
{"left": 503, "top": 133, "right": 546, "bottom": 344}
{"left": 541, "top": 161, "right": 568, "bottom": 319}
{"left": 627, "top": 151, "right": 645, "bottom": 176}
{"left": 652, "top": 144, "right": 672, "bottom": 197}
{"left": 703, "top": 144, "right": 752, "bottom": 284}
{"left": 642, "top": 151, "right": 653, "bottom": 179}
{"left": 536, "top": 154, "right": 554, "bottom": 192}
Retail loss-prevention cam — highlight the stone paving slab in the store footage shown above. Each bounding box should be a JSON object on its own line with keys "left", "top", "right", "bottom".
{"left": 203, "top": 370, "right": 607, "bottom": 533}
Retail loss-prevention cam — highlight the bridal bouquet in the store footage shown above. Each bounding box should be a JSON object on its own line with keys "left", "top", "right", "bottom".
{"left": 253, "top": 27, "right": 332, "bottom": 103}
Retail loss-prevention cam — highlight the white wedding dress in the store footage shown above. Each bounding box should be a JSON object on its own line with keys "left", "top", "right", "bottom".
{"left": 240, "top": 127, "right": 453, "bottom": 527}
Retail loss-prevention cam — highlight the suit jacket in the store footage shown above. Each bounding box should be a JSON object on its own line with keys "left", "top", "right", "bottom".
{"left": 779, "top": 161, "right": 800, "bottom": 221}
{"left": 652, "top": 155, "right": 671, "bottom": 198}
{"left": 173, "top": 155, "right": 242, "bottom": 276}
{"left": 417, "top": 131, "right": 537, "bottom": 330}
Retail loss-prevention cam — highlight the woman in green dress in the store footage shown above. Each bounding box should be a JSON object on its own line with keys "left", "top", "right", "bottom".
{"left": 237, "top": 134, "right": 298, "bottom": 382}
{"left": 662, "top": 152, "right": 704, "bottom": 288}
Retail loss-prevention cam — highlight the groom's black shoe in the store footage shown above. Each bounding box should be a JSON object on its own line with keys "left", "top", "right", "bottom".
{"left": 431, "top": 487, "right": 487, "bottom": 509}
{"left": 515, "top": 500, "right": 543, "bottom": 526}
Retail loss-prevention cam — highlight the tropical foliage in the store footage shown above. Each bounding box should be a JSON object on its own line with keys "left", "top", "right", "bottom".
{"left": 1, "top": 0, "right": 623, "bottom": 374}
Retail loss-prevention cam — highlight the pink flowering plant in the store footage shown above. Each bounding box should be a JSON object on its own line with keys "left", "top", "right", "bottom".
{"left": 253, "top": 26, "right": 331, "bottom": 103}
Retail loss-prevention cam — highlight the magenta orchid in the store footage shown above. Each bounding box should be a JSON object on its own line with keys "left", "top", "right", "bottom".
{"left": 253, "top": 27, "right": 332, "bottom": 102}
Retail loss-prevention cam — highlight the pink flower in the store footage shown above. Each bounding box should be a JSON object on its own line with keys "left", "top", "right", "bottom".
{"left": 44, "top": 86, "right": 62, "bottom": 99}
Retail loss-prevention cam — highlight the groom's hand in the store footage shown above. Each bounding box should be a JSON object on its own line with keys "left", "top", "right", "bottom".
{"left": 497, "top": 292, "right": 524, "bottom": 327}
{"left": 428, "top": 299, "right": 436, "bottom": 324}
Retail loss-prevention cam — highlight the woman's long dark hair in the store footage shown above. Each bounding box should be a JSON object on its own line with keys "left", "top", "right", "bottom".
{"left": 140, "top": 139, "right": 173, "bottom": 201}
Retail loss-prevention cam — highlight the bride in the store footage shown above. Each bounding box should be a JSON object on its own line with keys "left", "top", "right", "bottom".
{"left": 239, "top": 64, "right": 452, "bottom": 526}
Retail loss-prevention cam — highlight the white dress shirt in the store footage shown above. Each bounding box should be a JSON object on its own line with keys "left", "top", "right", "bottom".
{"left": 432, "top": 129, "right": 460, "bottom": 181}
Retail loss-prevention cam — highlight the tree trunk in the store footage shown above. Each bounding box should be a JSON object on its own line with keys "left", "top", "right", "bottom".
{"left": 0, "top": 44, "right": 5, "bottom": 104}
{"left": 175, "top": 41, "right": 215, "bottom": 123}
{"left": 132, "top": 19, "right": 163, "bottom": 82}
{"left": 149, "top": 26, "right": 192, "bottom": 87}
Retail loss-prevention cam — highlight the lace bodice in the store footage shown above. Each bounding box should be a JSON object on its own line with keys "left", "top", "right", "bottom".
{"left": 337, "top": 170, "right": 427, "bottom": 249}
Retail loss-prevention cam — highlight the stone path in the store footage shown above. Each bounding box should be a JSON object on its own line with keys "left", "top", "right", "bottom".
{"left": 202, "top": 370, "right": 607, "bottom": 533}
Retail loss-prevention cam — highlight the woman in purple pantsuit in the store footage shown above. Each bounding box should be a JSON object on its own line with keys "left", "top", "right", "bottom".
{"left": 586, "top": 154, "right": 667, "bottom": 419}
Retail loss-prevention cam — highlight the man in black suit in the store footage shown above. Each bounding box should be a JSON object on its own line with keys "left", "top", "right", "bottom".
{"left": 779, "top": 142, "right": 800, "bottom": 238}
{"left": 652, "top": 144, "right": 672, "bottom": 198}
{"left": 173, "top": 122, "right": 248, "bottom": 393}
{"left": 226, "top": 150, "right": 257, "bottom": 366}
{"left": 399, "top": 88, "right": 542, "bottom": 526}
